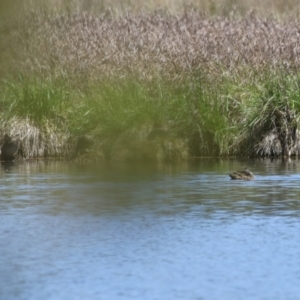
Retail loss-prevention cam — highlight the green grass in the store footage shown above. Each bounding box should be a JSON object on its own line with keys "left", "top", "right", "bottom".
{"left": 0, "top": 73, "right": 234, "bottom": 159}
{"left": 220, "top": 69, "right": 300, "bottom": 155}
{"left": 1, "top": 76, "right": 70, "bottom": 122}
{"left": 2, "top": 68, "right": 300, "bottom": 160}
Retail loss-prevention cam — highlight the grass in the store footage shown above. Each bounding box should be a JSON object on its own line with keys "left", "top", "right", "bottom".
{"left": 219, "top": 70, "right": 300, "bottom": 156}
{"left": 2, "top": 68, "right": 300, "bottom": 160}
{"left": 2, "top": 76, "right": 70, "bottom": 122}
{"left": 0, "top": 73, "right": 235, "bottom": 160}
{"left": 5, "top": 68, "right": 300, "bottom": 160}
{"left": 2, "top": 5, "right": 300, "bottom": 160}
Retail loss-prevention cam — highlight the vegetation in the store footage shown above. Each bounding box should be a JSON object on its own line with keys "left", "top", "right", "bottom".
{"left": 1, "top": 1, "right": 300, "bottom": 161}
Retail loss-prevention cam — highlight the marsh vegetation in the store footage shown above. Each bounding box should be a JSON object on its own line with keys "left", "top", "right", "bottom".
{"left": 1, "top": 0, "right": 300, "bottom": 161}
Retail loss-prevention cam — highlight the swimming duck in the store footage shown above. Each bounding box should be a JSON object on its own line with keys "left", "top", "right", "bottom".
{"left": 229, "top": 167, "right": 254, "bottom": 180}
{"left": 1, "top": 134, "right": 20, "bottom": 161}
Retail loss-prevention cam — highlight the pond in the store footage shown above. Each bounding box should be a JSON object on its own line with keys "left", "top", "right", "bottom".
{"left": 0, "top": 158, "right": 300, "bottom": 300}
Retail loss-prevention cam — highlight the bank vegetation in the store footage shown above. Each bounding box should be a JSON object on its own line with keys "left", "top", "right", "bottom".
{"left": 1, "top": 0, "right": 300, "bottom": 161}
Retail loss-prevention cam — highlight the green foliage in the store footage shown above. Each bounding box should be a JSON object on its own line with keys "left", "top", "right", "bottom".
{"left": 225, "top": 70, "right": 300, "bottom": 155}
{"left": 3, "top": 68, "right": 300, "bottom": 159}
{"left": 1, "top": 76, "right": 70, "bottom": 122}
{"left": 69, "top": 79, "right": 163, "bottom": 134}
{"left": 66, "top": 75, "right": 234, "bottom": 156}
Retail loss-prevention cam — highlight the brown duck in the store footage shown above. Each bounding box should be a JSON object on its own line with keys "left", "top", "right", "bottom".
{"left": 1, "top": 134, "right": 20, "bottom": 161}
{"left": 229, "top": 167, "right": 254, "bottom": 180}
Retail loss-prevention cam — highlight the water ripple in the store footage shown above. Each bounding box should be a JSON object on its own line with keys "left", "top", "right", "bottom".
{"left": 1, "top": 160, "right": 300, "bottom": 300}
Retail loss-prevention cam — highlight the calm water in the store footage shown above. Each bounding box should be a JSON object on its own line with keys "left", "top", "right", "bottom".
{"left": 1, "top": 158, "right": 300, "bottom": 300}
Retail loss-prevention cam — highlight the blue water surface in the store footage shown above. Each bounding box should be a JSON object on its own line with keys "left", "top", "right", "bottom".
{"left": 0, "top": 159, "right": 300, "bottom": 300}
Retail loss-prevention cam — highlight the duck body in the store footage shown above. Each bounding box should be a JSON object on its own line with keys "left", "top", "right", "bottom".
{"left": 1, "top": 134, "right": 20, "bottom": 161}
{"left": 229, "top": 168, "right": 254, "bottom": 180}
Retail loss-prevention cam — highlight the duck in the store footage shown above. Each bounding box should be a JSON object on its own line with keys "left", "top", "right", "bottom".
{"left": 1, "top": 134, "right": 20, "bottom": 161}
{"left": 229, "top": 167, "right": 254, "bottom": 180}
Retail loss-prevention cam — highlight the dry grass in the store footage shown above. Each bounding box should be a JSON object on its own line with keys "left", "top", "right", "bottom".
{"left": 2, "top": 10, "right": 299, "bottom": 84}
{"left": 0, "top": 116, "right": 71, "bottom": 159}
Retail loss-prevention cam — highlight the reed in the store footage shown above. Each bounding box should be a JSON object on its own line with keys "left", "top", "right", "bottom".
{"left": 241, "top": 72, "right": 300, "bottom": 156}
{"left": 2, "top": 66, "right": 300, "bottom": 160}
{"left": 0, "top": 73, "right": 234, "bottom": 160}
{"left": 3, "top": 10, "right": 300, "bottom": 82}
{"left": 2, "top": 6, "right": 300, "bottom": 160}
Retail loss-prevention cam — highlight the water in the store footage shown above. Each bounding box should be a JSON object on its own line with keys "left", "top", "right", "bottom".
{"left": 0, "top": 159, "right": 300, "bottom": 300}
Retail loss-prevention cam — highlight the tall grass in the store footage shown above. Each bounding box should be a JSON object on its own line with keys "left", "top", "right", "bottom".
{"left": 0, "top": 73, "right": 236, "bottom": 160}
{"left": 218, "top": 69, "right": 300, "bottom": 156}
{"left": 2, "top": 76, "right": 70, "bottom": 122}
{"left": 2, "top": 66, "right": 300, "bottom": 160}
{"left": 4, "top": 10, "right": 300, "bottom": 83}
{"left": 2, "top": 7, "right": 300, "bottom": 160}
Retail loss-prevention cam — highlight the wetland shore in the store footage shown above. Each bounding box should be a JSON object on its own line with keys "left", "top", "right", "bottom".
{"left": 2, "top": 2, "right": 300, "bottom": 161}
